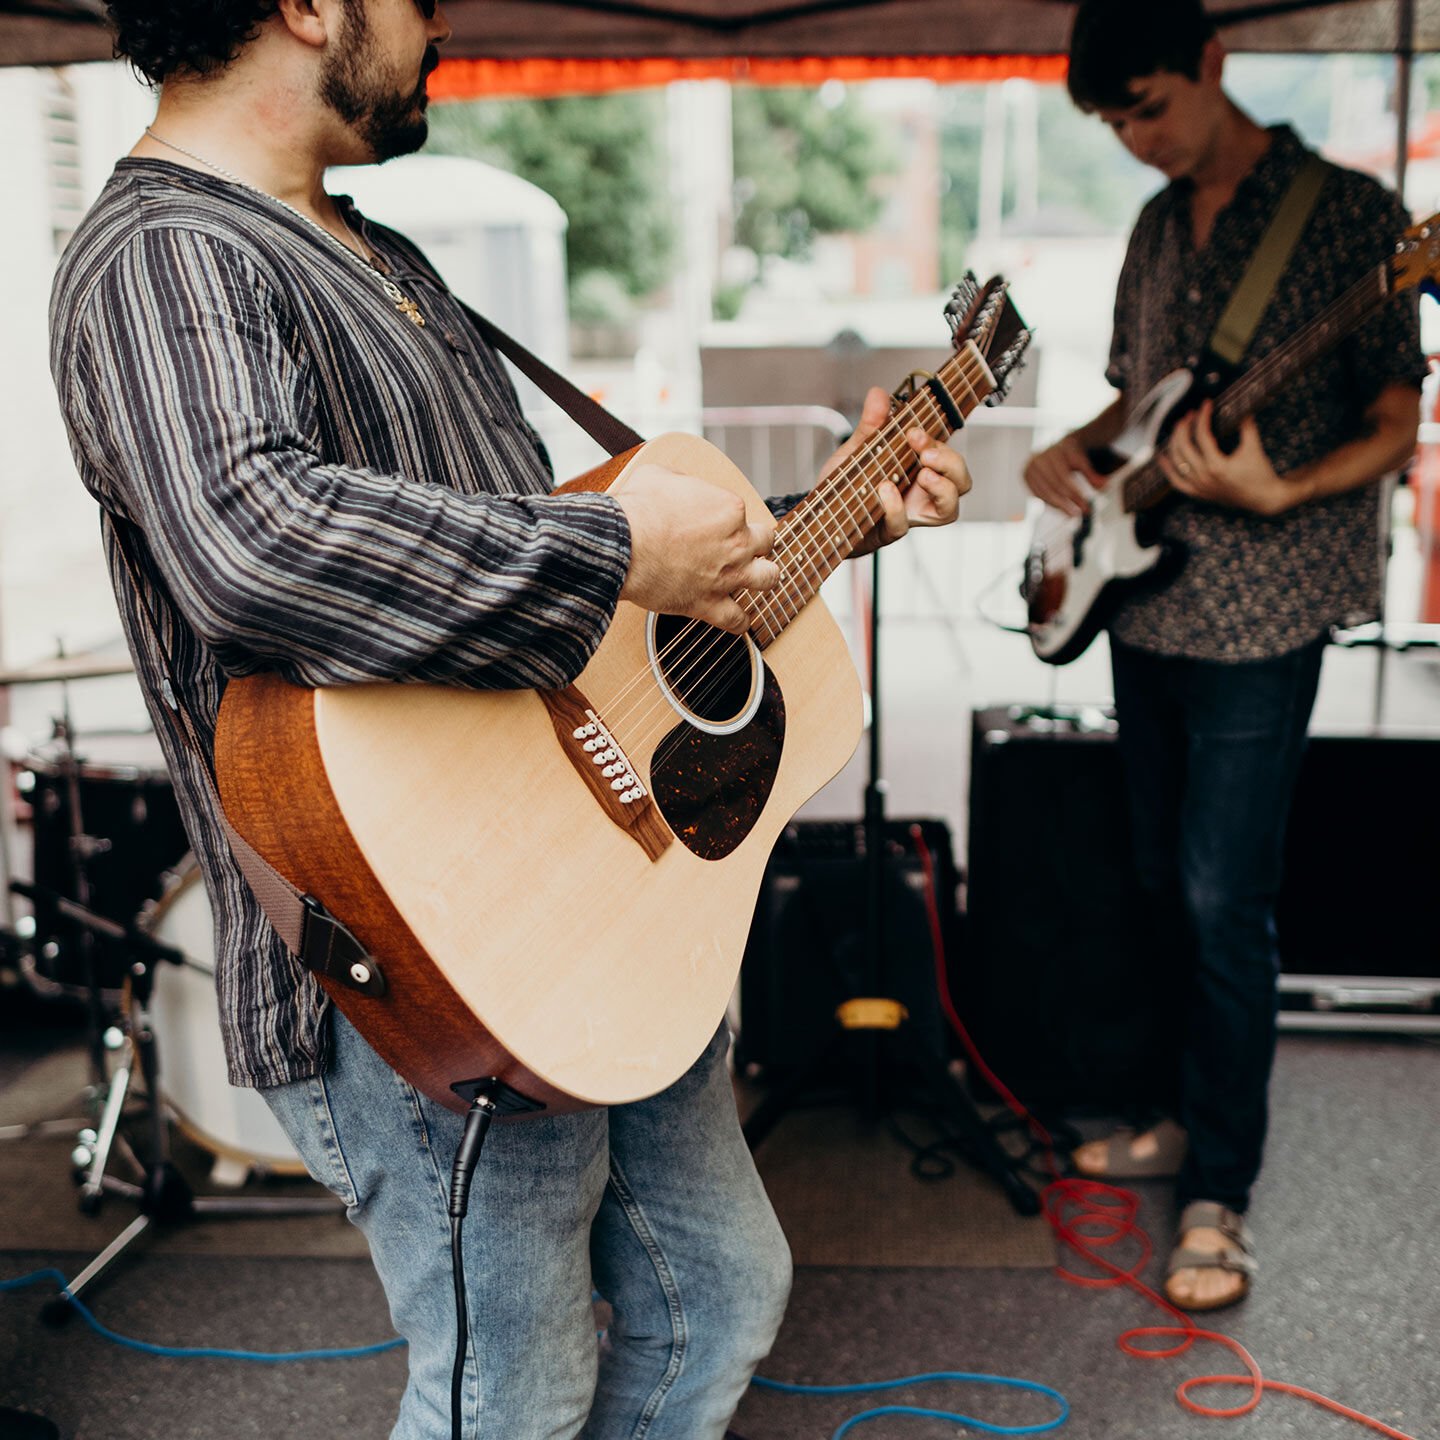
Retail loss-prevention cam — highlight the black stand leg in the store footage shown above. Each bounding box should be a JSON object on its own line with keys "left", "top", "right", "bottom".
{"left": 33, "top": 910, "right": 340, "bottom": 1325}
{"left": 743, "top": 551, "right": 1039, "bottom": 1217}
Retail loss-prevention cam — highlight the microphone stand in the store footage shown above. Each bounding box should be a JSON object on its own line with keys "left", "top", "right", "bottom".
{"left": 744, "top": 550, "right": 1038, "bottom": 1217}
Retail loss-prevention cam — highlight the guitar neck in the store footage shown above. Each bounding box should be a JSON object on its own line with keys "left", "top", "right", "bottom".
{"left": 1122, "top": 258, "right": 1393, "bottom": 513}
{"left": 740, "top": 340, "right": 996, "bottom": 647}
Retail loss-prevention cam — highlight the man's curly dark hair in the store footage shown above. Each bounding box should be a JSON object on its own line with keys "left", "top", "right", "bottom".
{"left": 105, "top": 0, "right": 282, "bottom": 84}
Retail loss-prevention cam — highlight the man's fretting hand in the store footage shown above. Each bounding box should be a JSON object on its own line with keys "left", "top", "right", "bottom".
{"left": 837, "top": 386, "right": 972, "bottom": 556}
{"left": 616, "top": 466, "right": 779, "bottom": 634}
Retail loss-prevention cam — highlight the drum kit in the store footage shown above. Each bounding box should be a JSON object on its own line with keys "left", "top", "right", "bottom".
{"left": 0, "top": 646, "right": 336, "bottom": 1318}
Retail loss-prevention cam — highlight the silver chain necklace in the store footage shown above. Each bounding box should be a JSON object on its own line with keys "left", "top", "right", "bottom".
{"left": 143, "top": 127, "right": 426, "bottom": 328}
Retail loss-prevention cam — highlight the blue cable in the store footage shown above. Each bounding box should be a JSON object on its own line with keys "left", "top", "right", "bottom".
{"left": 0, "top": 1268, "right": 405, "bottom": 1363}
{"left": 751, "top": 1370, "right": 1069, "bottom": 1438}
{"left": 5, "top": 1268, "right": 1069, "bottom": 1438}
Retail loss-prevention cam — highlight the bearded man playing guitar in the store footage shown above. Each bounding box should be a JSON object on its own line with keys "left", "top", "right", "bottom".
{"left": 1024, "top": 0, "right": 1425, "bottom": 1313}
{"left": 48, "top": 2, "right": 971, "bottom": 1436}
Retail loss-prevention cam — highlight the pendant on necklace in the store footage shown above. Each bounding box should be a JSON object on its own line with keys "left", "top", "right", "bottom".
{"left": 395, "top": 295, "right": 426, "bottom": 328}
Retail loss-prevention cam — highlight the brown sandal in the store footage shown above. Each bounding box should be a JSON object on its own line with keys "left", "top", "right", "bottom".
{"left": 1073, "top": 1117, "right": 1188, "bottom": 1179}
{"left": 1163, "top": 1200, "right": 1257, "bottom": 1312}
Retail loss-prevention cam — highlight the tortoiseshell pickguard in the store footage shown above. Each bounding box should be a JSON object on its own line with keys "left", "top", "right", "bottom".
{"left": 647, "top": 667, "right": 786, "bottom": 861}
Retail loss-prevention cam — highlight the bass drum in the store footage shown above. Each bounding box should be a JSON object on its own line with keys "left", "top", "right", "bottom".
{"left": 144, "top": 857, "right": 308, "bottom": 1186}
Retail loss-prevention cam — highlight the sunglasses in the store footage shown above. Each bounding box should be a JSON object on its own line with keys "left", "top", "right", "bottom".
{"left": 413, "top": 0, "right": 437, "bottom": 16}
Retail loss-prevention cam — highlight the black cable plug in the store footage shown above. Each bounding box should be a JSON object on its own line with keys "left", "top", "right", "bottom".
{"left": 449, "top": 1095, "right": 498, "bottom": 1221}
{"left": 448, "top": 1093, "right": 498, "bottom": 1440}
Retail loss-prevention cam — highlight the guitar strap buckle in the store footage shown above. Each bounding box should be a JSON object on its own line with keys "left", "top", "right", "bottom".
{"left": 298, "top": 894, "right": 387, "bottom": 997}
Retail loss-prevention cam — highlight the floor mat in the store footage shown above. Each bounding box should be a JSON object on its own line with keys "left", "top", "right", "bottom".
{"left": 751, "top": 1103, "right": 1054, "bottom": 1267}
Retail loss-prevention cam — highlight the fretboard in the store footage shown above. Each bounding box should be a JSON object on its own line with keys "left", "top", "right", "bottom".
{"left": 1121, "top": 259, "right": 1392, "bottom": 514}
{"left": 739, "top": 341, "right": 995, "bottom": 648}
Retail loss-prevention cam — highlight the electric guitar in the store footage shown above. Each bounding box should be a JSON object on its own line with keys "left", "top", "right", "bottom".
{"left": 1023, "top": 210, "right": 1440, "bottom": 666}
{"left": 215, "top": 275, "right": 1031, "bottom": 1114}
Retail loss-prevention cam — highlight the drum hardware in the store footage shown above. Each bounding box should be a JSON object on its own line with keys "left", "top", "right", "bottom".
{"left": 0, "top": 682, "right": 339, "bottom": 1319}
{"left": 0, "top": 651, "right": 136, "bottom": 688}
{"left": 14, "top": 881, "right": 340, "bottom": 1329}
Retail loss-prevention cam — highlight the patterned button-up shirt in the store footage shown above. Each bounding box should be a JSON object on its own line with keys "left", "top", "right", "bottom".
{"left": 1106, "top": 125, "right": 1427, "bottom": 661}
{"left": 50, "top": 160, "right": 635, "bottom": 1088}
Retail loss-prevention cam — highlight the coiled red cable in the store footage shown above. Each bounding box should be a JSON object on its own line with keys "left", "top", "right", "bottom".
{"left": 908, "top": 823, "right": 1421, "bottom": 1440}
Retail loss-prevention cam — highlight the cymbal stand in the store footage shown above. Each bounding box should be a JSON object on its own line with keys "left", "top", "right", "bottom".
{"left": 50, "top": 690, "right": 119, "bottom": 1093}
{"left": 20, "top": 889, "right": 340, "bottom": 1325}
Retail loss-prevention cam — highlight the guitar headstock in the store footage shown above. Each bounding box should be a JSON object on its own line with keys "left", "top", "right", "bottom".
{"left": 1391, "top": 212, "right": 1440, "bottom": 302}
{"left": 944, "top": 272, "right": 1033, "bottom": 401}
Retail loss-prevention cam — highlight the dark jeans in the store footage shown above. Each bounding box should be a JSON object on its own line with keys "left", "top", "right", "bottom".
{"left": 1110, "top": 634, "right": 1326, "bottom": 1214}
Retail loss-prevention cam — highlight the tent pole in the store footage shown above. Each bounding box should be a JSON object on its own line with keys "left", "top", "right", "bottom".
{"left": 1373, "top": 0, "right": 1417, "bottom": 733}
{"left": 1396, "top": 0, "right": 1415, "bottom": 200}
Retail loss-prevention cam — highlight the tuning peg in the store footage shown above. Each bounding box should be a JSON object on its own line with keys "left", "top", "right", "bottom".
{"left": 943, "top": 272, "right": 981, "bottom": 328}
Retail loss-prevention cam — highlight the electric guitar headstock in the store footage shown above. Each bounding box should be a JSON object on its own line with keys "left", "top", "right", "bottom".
{"left": 1389, "top": 210, "right": 1440, "bottom": 302}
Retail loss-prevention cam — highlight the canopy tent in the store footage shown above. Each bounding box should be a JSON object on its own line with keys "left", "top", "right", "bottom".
{"left": 3, "top": 0, "right": 1439, "bottom": 75}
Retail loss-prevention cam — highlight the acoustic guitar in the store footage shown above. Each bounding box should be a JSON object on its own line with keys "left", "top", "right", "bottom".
{"left": 215, "top": 275, "right": 1031, "bottom": 1114}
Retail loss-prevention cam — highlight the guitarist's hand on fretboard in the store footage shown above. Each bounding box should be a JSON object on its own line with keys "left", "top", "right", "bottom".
{"left": 835, "top": 387, "right": 973, "bottom": 557}
{"left": 1159, "top": 402, "right": 1292, "bottom": 514}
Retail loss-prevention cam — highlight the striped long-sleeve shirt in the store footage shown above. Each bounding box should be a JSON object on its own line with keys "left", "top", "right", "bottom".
{"left": 49, "top": 159, "right": 635, "bottom": 1088}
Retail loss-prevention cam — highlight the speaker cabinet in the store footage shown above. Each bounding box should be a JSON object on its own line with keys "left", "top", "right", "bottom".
{"left": 736, "top": 819, "right": 957, "bottom": 1077}
{"left": 960, "top": 705, "right": 1440, "bottom": 1113}
{"left": 961, "top": 707, "right": 1172, "bottom": 1113}
{"left": 1274, "top": 733, "right": 1440, "bottom": 981}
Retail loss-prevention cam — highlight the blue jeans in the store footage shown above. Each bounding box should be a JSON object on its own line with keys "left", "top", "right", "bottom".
{"left": 1110, "top": 635, "right": 1325, "bottom": 1214}
{"left": 262, "top": 1009, "right": 791, "bottom": 1439}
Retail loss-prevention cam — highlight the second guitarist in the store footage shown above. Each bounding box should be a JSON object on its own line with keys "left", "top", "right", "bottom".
{"left": 1024, "top": 0, "right": 1425, "bottom": 1313}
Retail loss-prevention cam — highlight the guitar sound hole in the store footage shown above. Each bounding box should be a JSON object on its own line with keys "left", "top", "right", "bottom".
{"left": 649, "top": 614, "right": 761, "bottom": 732}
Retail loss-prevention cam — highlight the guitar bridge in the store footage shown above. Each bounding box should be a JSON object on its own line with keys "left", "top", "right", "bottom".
{"left": 572, "top": 709, "right": 647, "bottom": 806}
{"left": 540, "top": 684, "right": 673, "bottom": 863}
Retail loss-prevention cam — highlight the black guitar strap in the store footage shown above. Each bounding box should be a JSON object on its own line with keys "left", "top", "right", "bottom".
{"left": 1207, "top": 152, "right": 1330, "bottom": 369}
{"left": 459, "top": 301, "right": 644, "bottom": 458}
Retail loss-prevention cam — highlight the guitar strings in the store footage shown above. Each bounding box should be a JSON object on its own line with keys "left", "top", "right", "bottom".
{"left": 590, "top": 345, "right": 989, "bottom": 765}
{"left": 595, "top": 355, "right": 984, "bottom": 749}
{"left": 595, "top": 359, "right": 989, "bottom": 776}
{"left": 587, "top": 397, "right": 955, "bottom": 775}
{"left": 637, "top": 362, "right": 990, "bottom": 766}
{"left": 593, "top": 410, "right": 922, "bottom": 751}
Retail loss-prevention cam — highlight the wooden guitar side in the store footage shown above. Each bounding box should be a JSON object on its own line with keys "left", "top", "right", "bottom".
{"left": 214, "top": 672, "right": 581, "bottom": 1115}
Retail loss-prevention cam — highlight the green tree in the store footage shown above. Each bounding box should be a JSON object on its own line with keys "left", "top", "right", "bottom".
{"left": 730, "top": 85, "right": 895, "bottom": 271}
{"left": 426, "top": 93, "right": 675, "bottom": 321}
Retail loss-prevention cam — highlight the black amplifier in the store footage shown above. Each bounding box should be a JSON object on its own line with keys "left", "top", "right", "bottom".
{"left": 736, "top": 818, "right": 958, "bottom": 1078}
{"left": 959, "top": 705, "right": 1440, "bottom": 1112}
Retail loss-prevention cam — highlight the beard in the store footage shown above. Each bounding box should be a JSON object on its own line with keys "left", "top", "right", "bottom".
{"left": 319, "top": 7, "right": 438, "bottom": 163}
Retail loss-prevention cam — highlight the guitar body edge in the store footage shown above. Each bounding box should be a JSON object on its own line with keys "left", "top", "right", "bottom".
{"left": 1031, "top": 554, "right": 1181, "bottom": 666}
{"left": 214, "top": 673, "right": 580, "bottom": 1117}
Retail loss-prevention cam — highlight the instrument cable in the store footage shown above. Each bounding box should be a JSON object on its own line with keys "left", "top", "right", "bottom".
{"left": 908, "top": 823, "right": 1423, "bottom": 1440}
{"left": 0, "top": 1268, "right": 403, "bottom": 1361}
{"left": 446, "top": 1087, "right": 506, "bottom": 1440}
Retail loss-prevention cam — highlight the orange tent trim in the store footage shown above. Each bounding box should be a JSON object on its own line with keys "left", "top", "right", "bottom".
{"left": 429, "top": 54, "right": 1068, "bottom": 101}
